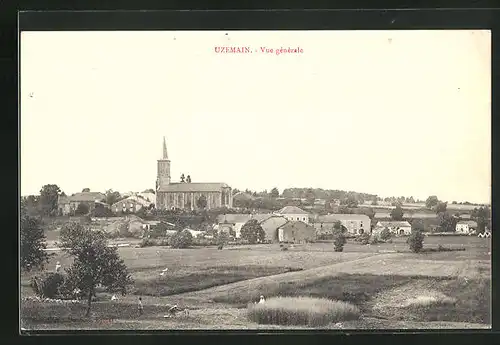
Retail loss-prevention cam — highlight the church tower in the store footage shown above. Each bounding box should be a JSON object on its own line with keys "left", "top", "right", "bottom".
{"left": 156, "top": 136, "right": 171, "bottom": 191}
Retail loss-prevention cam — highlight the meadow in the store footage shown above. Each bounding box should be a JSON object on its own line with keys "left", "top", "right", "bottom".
{"left": 21, "top": 234, "right": 491, "bottom": 330}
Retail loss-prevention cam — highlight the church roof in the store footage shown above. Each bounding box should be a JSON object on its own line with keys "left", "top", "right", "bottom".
{"left": 158, "top": 182, "right": 230, "bottom": 193}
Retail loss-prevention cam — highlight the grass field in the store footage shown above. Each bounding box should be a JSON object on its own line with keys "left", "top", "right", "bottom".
{"left": 21, "top": 235, "right": 491, "bottom": 330}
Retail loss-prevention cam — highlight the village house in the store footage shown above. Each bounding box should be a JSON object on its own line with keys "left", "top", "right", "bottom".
{"left": 57, "top": 192, "right": 106, "bottom": 216}
{"left": 155, "top": 137, "right": 233, "bottom": 210}
{"left": 277, "top": 221, "right": 316, "bottom": 243}
{"left": 373, "top": 221, "right": 412, "bottom": 236}
{"left": 274, "top": 206, "right": 309, "bottom": 223}
{"left": 455, "top": 220, "right": 478, "bottom": 234}
{"left": 216, "top": 213, "right": 285, "bottom": 240}
{"left": 260, "top": 215, "right": 289, "bottom": 242}
{"left": 111, "top": 195, "right": 153, "bottom": 214}
{"left": 312, "top": 214, "right": 371, "bottom": 235}
{"left": 217, "top": 214, "right": 254, "bottom": 238}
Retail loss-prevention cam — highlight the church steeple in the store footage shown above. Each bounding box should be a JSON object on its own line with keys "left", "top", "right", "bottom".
{"left": 157, "top": 136, "right": 171, "bottom": 192}
{"left": 162, "top": 136, "right": 168, "bottom": 160}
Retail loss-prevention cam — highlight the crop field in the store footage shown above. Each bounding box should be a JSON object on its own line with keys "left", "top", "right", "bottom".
{"left": 21, "top": 235, "right": 491, "bottom": 330}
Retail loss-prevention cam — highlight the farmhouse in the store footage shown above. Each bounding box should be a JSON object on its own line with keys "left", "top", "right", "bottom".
{"left": 217, "top": 214, "right": 253, "bottom": 238}
{"left": 155, "top": 137, "right": 233, "bottom": 210}
{"left": 456, "top": 220, "right": 478, "bottom": 234}
{"left": 374, "top": 221, "right": 412, "bottom": 235}
{"left": 312, "top": 214, "right": 371, "bottom": 235}
{"left": 260, "top": 215, "right": 289, "bottom": 242}
{"left": 111, "top": 195, "right": 153, "bottom": 214}
{"left": 277, "top": 221, "right": 316, "bottom": 243}
{"left": 57, "top": 192, "right": 106, "bottom": 216}
{"left": 275, "top": 206, "right": 309, "bottom": 223}
{"left": 216, "top": 213, "right": 285, "bottom": 240}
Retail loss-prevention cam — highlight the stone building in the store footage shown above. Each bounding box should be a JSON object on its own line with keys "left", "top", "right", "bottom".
{"left": 57, "top": 192, "right": 106, "bottom": 216}
{"left": 155, "top": 137, "right": 233, "bottom": 210}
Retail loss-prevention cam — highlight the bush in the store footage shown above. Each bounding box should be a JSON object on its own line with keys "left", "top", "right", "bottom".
{"left": 140, "top": 238, "right": 156, "bottom": 248}
{"left": 407, "top": 230, "right": 425, "bottom": 253}
{"left": 369, "top": 235, "right": 381, "bottom": 245}
{"left": 170, "top": 230, "right": 193, "bottom": 249}
{"left": 90, "top": 206, "right": 114, "bottom": 218}
{"left": 355, "top": 233, "right": 370, "bottom": 245}
{"left": 317, "top": 233, "right": 333, "bottom": 241}
{"left": 379, "top": 227, "right": 392, "bottom": 241}
{"left": 32, "top": 272, "right": 65, "bottom": 299}
{"left": 332, "top": 228, "right": 346, "bottom": 252}
{"left": 75, "top": 203, "right": 90, "bottom": 216}
{"left": 247, "top": 297, "right": 360, "bottom": 327}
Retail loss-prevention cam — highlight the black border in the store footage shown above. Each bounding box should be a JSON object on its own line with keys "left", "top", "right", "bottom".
{"left": 5, "top": 3, "right": 499, "bottom": 345}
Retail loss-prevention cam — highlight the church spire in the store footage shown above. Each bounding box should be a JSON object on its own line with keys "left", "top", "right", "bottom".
{"left": 162, "top": 136, "right": 168, "bottom": 160}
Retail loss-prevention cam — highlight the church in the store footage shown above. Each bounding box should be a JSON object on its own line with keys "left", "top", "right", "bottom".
{"left": 155, "top": 137, "right": 233, "bottom": 210}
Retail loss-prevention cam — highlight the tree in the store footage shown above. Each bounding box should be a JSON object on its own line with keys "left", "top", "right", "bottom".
{"left": 170, "top": 229, "right": 193, "bottom": 248}
{"left": 142, "top": 189, "right": 155, "bottom": 194}
{"left": 364, "top": 208, "right": 376, "bottom": 221}
{"left": 437, "top": 212, "right": 457, "bottom": 232}
{"left": 82, "top": 188, "right": 90, "bottom": 192}
{"left": 180, "top": 174, "right": 185, "bottom": 183}
{"left": 332, "top": 221, "right": 347, "bottom": 252}
{"left": 196, "top": 195, "right": 207, "bottom": 209}
{"left": 305, "top": 188, "right": 316, "bottom": 205}
{"left": 75, "top": 203, "right": 90, "bottom": 216}
{"left": 411, "top": 219, "right": 425, "bottom": 233}
{"left": 186, "top": 175, "right": 192, "bottom": 183}
{"left": 216, "top": 230, "right": 230, "bottom": 249}
{"left": 435, "top": 201, "right": 447, "bottom": 214}
{"left": 270, "top": 187, "right": 280, "bottom": 198}
{"left": 379, "top": 227, "right": 392, "bottom": 241}
{"left": 472, "top": 206, "right": 490, "bottom": 233}
{"left": 58, "top": 222, "right": 133, "bottom": 316}
{"left": 20, "top": 204, "right": 49, "bottom": 271}
{"left": 390, "top": 205, "right": 404, "bottom": 221}
{"left": 407, "top": 229, "right": 425, "bottom": 253}
{"left": 105, "top": 189, "right": 123, "bottom": 206}
{"left": 240, "top": 219, "right": 265, "bottom": 244}
{"left": 91, "top": 204, "right": 114, "bottom": 218}
{"left": 23, "top": 195, "right": 40, "bottom": 216}
{"left": 39, "top": 184, "right": 62, "bottom": 216}
{"left": 341, "top": 195, "right": 358, "bottom": 208}
{"left": 425, "top": 195, "right": 439, "bottom": 209}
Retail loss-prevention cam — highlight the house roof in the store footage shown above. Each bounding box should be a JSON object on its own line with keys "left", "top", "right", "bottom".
{"left": 111, "top": 197, "right": 149, "bottom": 208}
{"left": 278, "top": 220, "right": 314, "bottom": 230}
{"left": 59, "top": 192, "right": 105, "bottom": 203}
{"left": 276, "top": 206, "right": 308, "bottom": 215}
{"left": 457, "top": 220, "right": 478, "bottom": 227}
{"left": 375, "top": 212, "right": 437, "bottom": 219}
{"left": 125, "top": 195, "right": 153, "bottom": 206}
{"left": 158, "top": 182, "right": 230, "bottom": 193}
{"left": 315, "top": 214, "right": 370, "bottom": 223}
{"left": 217, "top": 213, "right": 275, "bottom": 224}
{"left": 217, "top": 214, "right": 252, "bottom": 224}
{"left": 376, "top": 221, "right": 412, "bottom": 228}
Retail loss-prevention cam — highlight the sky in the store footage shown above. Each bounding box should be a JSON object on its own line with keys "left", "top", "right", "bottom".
{"left": 20, "top": 30, "right": 491, "bottom": 204}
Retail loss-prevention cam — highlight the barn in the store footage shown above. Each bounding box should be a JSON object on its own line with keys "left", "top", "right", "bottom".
{"left": 277, "top": 221, "right": 316, "bottom": 243}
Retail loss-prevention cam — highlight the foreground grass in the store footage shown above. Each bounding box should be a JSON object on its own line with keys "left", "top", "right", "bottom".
{"left": 247, "top": 297, "right": 360, "bottom": 327}
{"left": 213, "top": 273, "right": 490, "bottom": 324}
